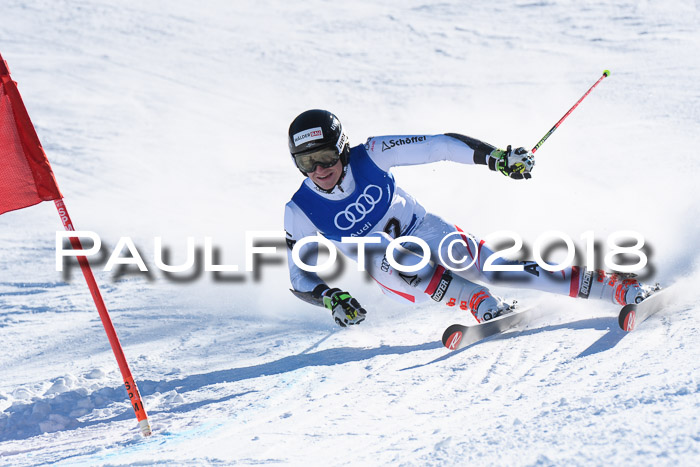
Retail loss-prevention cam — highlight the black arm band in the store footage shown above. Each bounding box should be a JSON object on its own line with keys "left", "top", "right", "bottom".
{"left": 312, "top": 284, "right": 331, "bottom": 297}
{"left": 444, "top": 133, "right": 496, "bottom": 166}
{"left": 488, "top": 157, "right": 498, "bottom": 171}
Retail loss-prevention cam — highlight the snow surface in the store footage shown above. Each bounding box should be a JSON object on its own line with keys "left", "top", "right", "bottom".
{"left": 1, "top": 0, "right": 699, "bottom": 465}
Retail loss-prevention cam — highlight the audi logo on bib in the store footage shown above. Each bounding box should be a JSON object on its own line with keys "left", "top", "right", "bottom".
{"left": 334, "top": 185, "right": 383, "bottom": 230}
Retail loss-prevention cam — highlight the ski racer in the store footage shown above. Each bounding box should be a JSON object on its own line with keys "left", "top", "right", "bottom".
{"left": 284, "top": 109, "right": 653, "bottom": 327}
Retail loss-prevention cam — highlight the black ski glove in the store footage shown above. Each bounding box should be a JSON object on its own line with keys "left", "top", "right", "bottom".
{"left": 490, "top": 145, "right": 535, "bottom": 179}
{"left": 323, "top": 288, "right": 367, "bottom": 327}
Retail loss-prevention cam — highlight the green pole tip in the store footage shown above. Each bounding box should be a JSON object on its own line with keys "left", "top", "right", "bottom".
{"left": 603, "top": 69, "right": 611, "bottom": 77}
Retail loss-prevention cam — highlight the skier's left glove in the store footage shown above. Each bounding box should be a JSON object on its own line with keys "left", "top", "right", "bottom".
{"left": 490, "top": 145, "right": 535, "bottom": 180}
{"left": 323, "top": 288, "right": 367, "bottom": 327}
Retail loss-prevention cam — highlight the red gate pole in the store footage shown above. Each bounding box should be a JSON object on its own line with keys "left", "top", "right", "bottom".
{"left": 1, "top": 51, "right": 150, "bottom": 436}
{"left": 55, "top": 198, "right": 152, "bottom": 437}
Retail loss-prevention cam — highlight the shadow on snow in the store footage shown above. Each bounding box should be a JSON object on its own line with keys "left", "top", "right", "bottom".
{"left": 0, "top": 338, "right": 442, "bottom": 442}
{"left": 0, "top": 315, "right": 625, "bottom": 442}
{"left": 404, "top": 316, "right": 626, "bottom": 369}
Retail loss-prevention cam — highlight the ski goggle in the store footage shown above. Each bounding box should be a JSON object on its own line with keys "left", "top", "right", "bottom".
{"left": 293, "top": 148, "right": 341, "bottom": 173}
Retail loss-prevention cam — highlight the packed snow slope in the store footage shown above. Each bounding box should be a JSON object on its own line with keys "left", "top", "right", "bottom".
{"left": 1, "top": 0, "right": 699, "bottom": 465}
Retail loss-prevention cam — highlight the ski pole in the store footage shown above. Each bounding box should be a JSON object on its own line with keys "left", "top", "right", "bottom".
{"left": 531, "top": 70, "right": 610, "bottom": 154}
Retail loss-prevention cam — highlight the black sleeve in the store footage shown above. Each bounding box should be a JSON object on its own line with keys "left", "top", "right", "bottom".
{"left": 444, "top": 133, "right": 497, "bottom": 167}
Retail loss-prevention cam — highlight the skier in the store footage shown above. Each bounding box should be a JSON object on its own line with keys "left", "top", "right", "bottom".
{"left": 284, "top": 109, "right": 653, "bottom": 327}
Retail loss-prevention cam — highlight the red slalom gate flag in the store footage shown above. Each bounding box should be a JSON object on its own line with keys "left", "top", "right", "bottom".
{"left": 0, "top": 52, "right": 152, "bottom": 437}
{"left": 0, "top": 56, "right": 62, "bottom": 214}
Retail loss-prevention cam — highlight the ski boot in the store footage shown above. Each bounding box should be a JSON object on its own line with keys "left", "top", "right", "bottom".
{"left": 580, "top": 269, "right": 658, "bottom": 305}
{"left": 428, "top": 269, "right": 516, "bottom": 323}
{"left": 469, "top": 288, "right": 516, "bottom": 322}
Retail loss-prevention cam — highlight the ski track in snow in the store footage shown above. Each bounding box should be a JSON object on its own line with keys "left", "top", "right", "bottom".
{"left": 1, "top": 0, "right": 700, "bottom": 465}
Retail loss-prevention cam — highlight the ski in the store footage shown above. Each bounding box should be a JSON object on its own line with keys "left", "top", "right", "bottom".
{"left": 618, "top": 285, "right": 672, "bottom": 331}
{"left": 442, "top": 307, "right": 533, "bottom": 350}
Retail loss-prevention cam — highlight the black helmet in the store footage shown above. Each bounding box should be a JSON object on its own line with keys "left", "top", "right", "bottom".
{"left": 288, "top": 109, "right": 350, "bottom": 174}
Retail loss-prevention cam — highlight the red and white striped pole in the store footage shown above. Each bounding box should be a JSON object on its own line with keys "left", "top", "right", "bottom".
{"left": 531, "top": 70, "right": 611, "bottom": 154}
{"left": 55, "top": 199, "right": 152, "bottom": 437}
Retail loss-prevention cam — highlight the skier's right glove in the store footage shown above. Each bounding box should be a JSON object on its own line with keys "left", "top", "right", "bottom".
{"left": 323, "top": 288, "right": 367, "bottom": 327}
{"left": 489, "top": 145, "right": 535, "bottom": 180}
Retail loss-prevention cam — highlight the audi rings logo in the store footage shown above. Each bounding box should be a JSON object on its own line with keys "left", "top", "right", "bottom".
{"left": 334, "top": 185, "right": 383, "bottom": 230}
